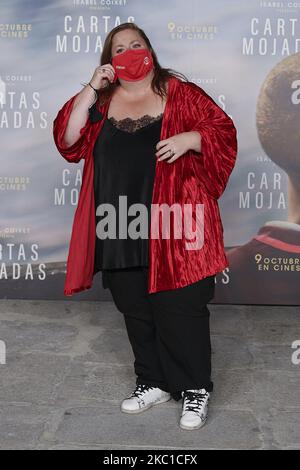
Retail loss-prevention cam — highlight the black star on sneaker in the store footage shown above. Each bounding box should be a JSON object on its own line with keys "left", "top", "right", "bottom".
{"left": 121, "top": 383, "right": 171, "bottom": 414}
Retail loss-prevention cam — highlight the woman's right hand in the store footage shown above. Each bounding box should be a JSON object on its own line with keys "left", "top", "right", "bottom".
{"left": 62, "top": 64, "right": 115, "bottom": 148}
{"left": 90, "top": 64, "right": 116, "bottom": 90}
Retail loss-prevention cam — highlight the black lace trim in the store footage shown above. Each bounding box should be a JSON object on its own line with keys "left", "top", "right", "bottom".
{"left": 108, "top": 112, "right": 163, "bottom": 133}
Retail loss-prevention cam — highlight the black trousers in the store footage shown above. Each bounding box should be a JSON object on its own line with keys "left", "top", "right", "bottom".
{"left": 102, "top": 266, "right": 215, "bottom": 402}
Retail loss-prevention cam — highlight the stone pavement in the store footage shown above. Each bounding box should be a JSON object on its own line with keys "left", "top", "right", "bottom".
{"left": 0, "top": 299, "right": 299, "bottom": 450}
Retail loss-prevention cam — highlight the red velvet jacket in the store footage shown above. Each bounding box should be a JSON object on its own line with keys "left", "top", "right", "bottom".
{"left": 53, "top": 76, "right": 238, "bottom": 296}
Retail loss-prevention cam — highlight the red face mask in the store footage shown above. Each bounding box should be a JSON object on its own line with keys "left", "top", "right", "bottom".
{"left": 111, "top": 48, "right": 154, "bottom": 82}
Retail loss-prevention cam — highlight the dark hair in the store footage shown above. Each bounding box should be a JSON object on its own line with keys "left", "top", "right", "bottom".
{"left": 97, "top": 22, "right": 189, "bottom": 105}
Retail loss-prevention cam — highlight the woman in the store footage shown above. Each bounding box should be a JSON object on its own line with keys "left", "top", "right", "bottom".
{"left": 53, "top": 22, "right": 238, "bottom": 431}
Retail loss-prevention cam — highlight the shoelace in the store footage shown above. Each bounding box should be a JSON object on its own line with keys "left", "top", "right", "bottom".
{"left": 130, "top": 383, "right": 156, "bottom": 399}
{"left": 182, "top": 389, "right": 209, "bottom": 414}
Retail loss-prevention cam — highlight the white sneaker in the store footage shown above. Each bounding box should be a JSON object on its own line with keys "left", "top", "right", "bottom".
{"left": 121, "top": 383, "right": 171, "bottom": 414}
{"left": 179, "top": 389, "right": 210, "bottom": 430}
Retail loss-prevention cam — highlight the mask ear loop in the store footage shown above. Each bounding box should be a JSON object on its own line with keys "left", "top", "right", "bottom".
{"left": 111, "top": 72, "right": 118, "bottom": 84}
{"left": 110, "top": 55, "right": 118, "bottom": 84}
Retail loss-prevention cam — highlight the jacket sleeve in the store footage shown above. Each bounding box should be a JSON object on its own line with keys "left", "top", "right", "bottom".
{"left": 185, "top": 82, "right": 238, "bottom": 200}
{"left": 53, "top": 92, "right": 91, "bottom": 163}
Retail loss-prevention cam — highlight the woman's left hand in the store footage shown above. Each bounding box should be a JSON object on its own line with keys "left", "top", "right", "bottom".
{"left": 155, "top": 131, "right": 201, "bottom": 163}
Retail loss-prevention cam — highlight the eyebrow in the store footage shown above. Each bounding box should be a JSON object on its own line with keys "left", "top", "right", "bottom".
{"left": 114, "top": 39, "right": 140, "bottom": 48}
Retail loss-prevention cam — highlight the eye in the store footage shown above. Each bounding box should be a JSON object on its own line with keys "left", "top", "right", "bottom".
{"left": 115, "top": 43, "right": 141, "bottom": 54}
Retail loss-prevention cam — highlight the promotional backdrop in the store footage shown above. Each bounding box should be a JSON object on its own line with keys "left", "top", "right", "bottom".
{"left": 1, "top": 0, "right": 300, "bottom": 304}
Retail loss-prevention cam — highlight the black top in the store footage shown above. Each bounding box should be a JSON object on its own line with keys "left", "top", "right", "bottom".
{"left": 93, "top": 112, "right": 163, "bottom": 274}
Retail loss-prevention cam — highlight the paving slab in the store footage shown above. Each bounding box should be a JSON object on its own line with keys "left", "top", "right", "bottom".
{"left": 0, "top": 300, "right": 298, "bottom": 450}
{"left": 54, "top": 404, "right": 262, "bottom": 450}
